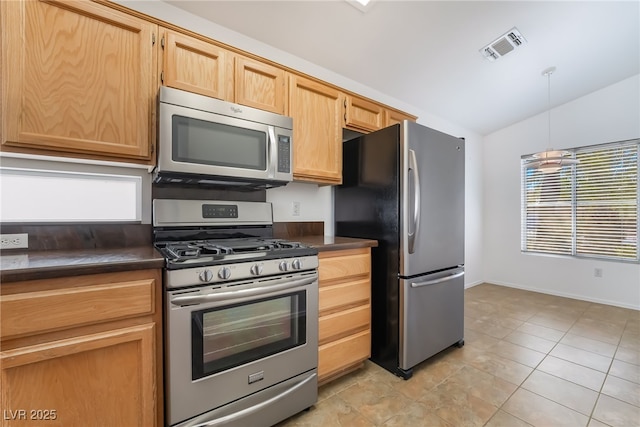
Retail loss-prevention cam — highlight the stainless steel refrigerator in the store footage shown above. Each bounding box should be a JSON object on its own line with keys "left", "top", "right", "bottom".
{"left": 335, "top": 121, "right": 465, "bottom": 379}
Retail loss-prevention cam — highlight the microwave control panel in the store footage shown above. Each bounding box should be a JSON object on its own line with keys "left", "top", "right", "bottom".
{"left": 277, "top": 135, "right": 291, "bottom": 173}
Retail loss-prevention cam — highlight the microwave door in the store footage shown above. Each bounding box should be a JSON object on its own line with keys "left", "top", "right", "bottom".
{"left": 157, "top": 103, "right": 272, "bottom": 181}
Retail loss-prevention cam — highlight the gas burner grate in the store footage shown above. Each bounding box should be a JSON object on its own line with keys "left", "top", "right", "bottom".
{"left": 163, "top": 244, "right": 201, "bottom": 260}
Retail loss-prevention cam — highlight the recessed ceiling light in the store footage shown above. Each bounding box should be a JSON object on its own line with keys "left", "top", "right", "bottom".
{"left": 346, "top": 0, "right": 375, "bottom": 13}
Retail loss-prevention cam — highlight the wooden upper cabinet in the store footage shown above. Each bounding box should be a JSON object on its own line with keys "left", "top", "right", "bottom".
{"left": 235, "top": 55, "right": 286, "bottom": 114}
{"left": 0, "top": 0, "right": 157, "bottom": 162}
{"left": 288, "top": 74, "right": 343, "bottom": 185}
{"left": 344, "top": 95, "right": 386, "bottom": 133}
{"left": 386, "top": 109, "right": 417, "bottom": 127}
{"left": 160, "top": 28, "right": 233, "bottom": 101}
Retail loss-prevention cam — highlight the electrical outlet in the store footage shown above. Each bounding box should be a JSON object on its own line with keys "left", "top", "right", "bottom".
{"left": 594, "top": 268, "right": 603, "bottom": 278}
{"left": 292, "top": 201, "right": 301, "bottom": 217}
{"left": 0, "top": 233, "right": 29, "bottom": 250}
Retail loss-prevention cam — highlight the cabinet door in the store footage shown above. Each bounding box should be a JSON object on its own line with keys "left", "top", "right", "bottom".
{"left": 235, "top": 56, "right": 286, "bottom": 114}
{"left": 1, "top": 324, "right": 156, "bottom": 426}
{"left": 161, "top": 28, "right": 233, "bottom": 101}
{"left": 386, "top": 109, "right": 416, "bottom": 127}
{"left": 1, "top": 0, "right": 156, "bottom": 161}
{"left": 344, "top": 95, "right": 385, "bottom": 133}
{"left": 288, "top": 74, "right": 343, "bottom": 185}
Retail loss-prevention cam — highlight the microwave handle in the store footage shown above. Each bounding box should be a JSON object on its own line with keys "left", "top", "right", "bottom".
{"left": 267, "top": 126, "right": 277, "bottom": 179}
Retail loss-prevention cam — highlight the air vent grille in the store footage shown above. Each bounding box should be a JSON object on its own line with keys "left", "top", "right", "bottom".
{"left": 480, "top": 27, "right": 527, "bottom": 62}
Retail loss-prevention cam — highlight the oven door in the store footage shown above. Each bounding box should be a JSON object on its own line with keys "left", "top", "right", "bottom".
{"left": 158, "top": 100, "right": 292, "bottom": 184}
{"left": 165, "top": 271, "right": 318, "bottom": 426}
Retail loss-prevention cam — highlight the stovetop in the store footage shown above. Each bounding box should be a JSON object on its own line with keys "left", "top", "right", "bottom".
{"left": 153, "top": 199, "right": 319, "bottom": 282}
{"left": 155, "top": 237, "right": 317, "bottom": 269}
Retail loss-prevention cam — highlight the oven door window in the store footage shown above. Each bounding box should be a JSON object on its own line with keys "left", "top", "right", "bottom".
{"left": 172, "top": 115, "right": 267, "bottom": 171}
{"left": 191, "top": 291, "right": 306, "bottom": 380}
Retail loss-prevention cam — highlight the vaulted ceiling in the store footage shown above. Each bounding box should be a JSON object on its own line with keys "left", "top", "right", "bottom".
{"left": 164, "top": 1, "right": 640, "bottom": 136}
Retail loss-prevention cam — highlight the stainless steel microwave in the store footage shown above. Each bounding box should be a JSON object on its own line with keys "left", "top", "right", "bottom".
{"left": 155, "top": 86, "right": 293, "bottom": 188}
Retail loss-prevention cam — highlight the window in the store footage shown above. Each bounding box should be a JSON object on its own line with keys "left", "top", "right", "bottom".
{"left": 521, "top": 139, "right": 639, "bottom": 262}
{"left": 0, "top": 154, "right": 152, "bottom": 223}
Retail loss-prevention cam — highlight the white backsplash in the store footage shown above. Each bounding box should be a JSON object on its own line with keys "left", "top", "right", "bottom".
{"left": 266, "top": 182, "right": 334, "bottom": 236}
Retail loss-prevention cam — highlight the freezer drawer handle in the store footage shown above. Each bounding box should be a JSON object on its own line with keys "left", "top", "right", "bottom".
{"left": 408, "top": 148, "right": 421, "bottom": 254}
{"left": 411, "top": 271, "right": 464, "bottom": 288}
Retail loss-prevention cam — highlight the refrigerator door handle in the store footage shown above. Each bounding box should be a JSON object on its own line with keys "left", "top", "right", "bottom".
{"left": 411, "top": 271, "right": 464, "bottom": 288}
{"left": 408, "top": 149, "right": 421, "bottom": 254}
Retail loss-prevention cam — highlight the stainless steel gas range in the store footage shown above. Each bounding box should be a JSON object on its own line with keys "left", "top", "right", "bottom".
{"left": 153, "top": 199, "right": 319, "bottom": 427}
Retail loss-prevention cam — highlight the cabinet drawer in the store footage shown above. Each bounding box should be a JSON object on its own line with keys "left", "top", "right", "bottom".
{"left": 319, "top": 249, "right": 370, "bottom": 284}
{"left": 318, "top": 330, "right": 370, "bottom": 380}
{"left": 319, "top": 304, "right": 370, "bottom": 345}
{"left": 1, "top": 279, "right": 156, "bottom": 339}
{"left": 319, "top": 279, "right": 369, "bottom": 315}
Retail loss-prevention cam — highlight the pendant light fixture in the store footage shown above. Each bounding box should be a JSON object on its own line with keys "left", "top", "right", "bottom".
{"left": 524, "top": 66, "right": 579, "bottom": 173}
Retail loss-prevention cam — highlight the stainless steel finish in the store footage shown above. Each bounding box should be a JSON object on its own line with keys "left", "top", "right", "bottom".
{"left": 160, "top": 86, "right": 292, "bottom": 130}
{"left": 157, "top": 86, "right": 293, "bottom": 185}
{"left": 400, "top": 121, "right": 465, "bottom": 277}
{"left": 154, "top": 199, "right": 272, "bottom": 227}
{"left": 399, "top": 267, "right": 464, "bottom": 370}
{"left": 166, "top": 271, "right": 318, "bottom": 426}
{"left": 407, "top": 148, "right": 421, "bottom": 254}
{"left": 164, "top": 255, "right": 319, "bottom": 289}
{"left": 268, "top": 126, "right": 277, "bottom": 180}
{"left": 174, "top": 371, "right": 317, "bottom": 427}
{"left": 169, "top": 273, "right": 318, "bottom": 306}
{"left": 410, "top": 270, "right": 465, "bottom": 288}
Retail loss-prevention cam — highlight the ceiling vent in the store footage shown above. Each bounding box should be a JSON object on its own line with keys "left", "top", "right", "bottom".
{"left": 480, "top": 27, "right": 527, "bottom": 62}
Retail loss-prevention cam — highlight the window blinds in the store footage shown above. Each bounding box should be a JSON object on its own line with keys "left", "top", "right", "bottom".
{"left": 522, "top": 140, "right": 638, "bottom": 261}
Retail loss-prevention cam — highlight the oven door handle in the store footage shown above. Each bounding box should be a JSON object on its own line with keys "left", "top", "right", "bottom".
{"left": 189, "top": 372, "right": 317, "bottom": 427}
{"left": 170, "top": 274, "right": 318, "bottom": 306}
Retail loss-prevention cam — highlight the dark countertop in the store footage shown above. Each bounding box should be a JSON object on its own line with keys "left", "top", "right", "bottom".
{"left": 0, "top": 236, "right": 377, "bottom": 283}
{"left": 292, "top": 236, "right": 378, "bottom": 252}
{"left": 0, "top": 246, "right": 165, "bottom": 283}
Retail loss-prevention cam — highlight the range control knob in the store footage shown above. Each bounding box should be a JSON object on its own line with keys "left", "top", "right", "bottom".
{"left": 199, "top": 269, "right": 214, "bottom": 282}
{"left": 218, "top": 267, "right": 231, "bottom": 280}
{"left": 279, "top": 261, "right": 289, "bottom": 272}
{"left": 250, "top": 264, "right": 264, "bottom": 276}
{"left": 291, "top": 258, "right": 302, "bottom": 270}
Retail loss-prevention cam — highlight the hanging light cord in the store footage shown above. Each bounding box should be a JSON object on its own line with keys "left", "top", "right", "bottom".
{"left": 547, "top": 69, "right": 551, "bottom": 151}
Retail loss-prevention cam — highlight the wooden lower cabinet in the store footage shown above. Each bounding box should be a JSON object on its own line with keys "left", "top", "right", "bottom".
{"left": 0, "top": 269, "right": 162, "bottom": 427}
{"left": 317, "top": 248, "right": 371, "bottom": 385}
